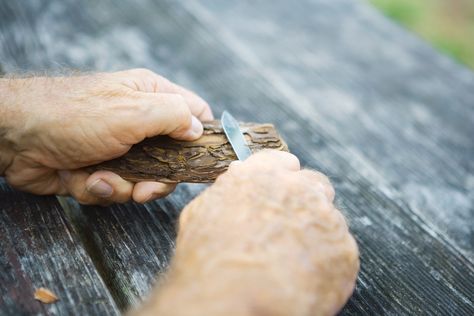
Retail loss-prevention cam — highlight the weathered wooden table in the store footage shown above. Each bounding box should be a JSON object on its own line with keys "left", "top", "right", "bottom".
{"left": 1, "top": 0, "right": 473, "bottom": 315}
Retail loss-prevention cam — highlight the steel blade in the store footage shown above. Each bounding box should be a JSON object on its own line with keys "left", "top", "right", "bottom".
{"left": 221, "top": 111, "right": 252, "bottom": 161}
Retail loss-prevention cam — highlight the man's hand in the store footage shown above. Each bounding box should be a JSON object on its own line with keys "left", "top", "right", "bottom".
{"left": 0, "top": 69, "right": 213, "bottom": 205}
{"left": 135, "top": 151, "right": 359, "bottom": 316}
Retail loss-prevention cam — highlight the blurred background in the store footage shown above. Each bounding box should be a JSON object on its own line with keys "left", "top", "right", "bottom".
{"left": 369, "top": 0, "right": 474, "bottom": 69}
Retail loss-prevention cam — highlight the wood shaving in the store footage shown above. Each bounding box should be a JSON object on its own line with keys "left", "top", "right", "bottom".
{"left": 34, "top": 287, "right": 58, "bottom": 304}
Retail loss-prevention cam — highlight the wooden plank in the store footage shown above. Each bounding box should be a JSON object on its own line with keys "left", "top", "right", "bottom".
{"left": 58, "top": 184, "right": 206, "bottom": 309}
{"left": 0, "top": 181, "right": 120, "bottom": 315}
{"left": 1, "top": 0, "right": 473, "bottom": 315}
{"left": 186, "top": 0, "right": 474, "bottom": 261}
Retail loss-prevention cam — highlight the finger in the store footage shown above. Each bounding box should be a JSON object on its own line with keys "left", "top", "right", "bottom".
{"left": 58, "top": 170, "right": 108, "bottom": 205}
{"left": 299, "top": 169, "right": 335, "bottom": 202}
{"left": 59, "top": 170, "right": 134, "bottom": 205}
{"left": 3, "top": 154, "right": 66, "bottom": 195}
{"left": 118, "top": 69, "right": 214, "bottom": 121}
{"left": 227, "top": 160, "right": 243, "bottom": 172}
{"left": 132, "top": 181, "right": 177, "bottom": 204}
{"left": 119, "top": 92, "right": 204, "bottom": 142}
{"left": 86, "top": 171, "right": 134, "bottom": 204}
{"left": 159, "top": 79, "right": 214, "bottom": 121}
{"left": 243, "top": 150, "right": 301, "bottom": 171}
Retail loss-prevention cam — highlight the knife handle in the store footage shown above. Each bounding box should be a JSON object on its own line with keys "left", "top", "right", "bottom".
{"left": 86, "top": 120, "right": 288, "bottom": 183}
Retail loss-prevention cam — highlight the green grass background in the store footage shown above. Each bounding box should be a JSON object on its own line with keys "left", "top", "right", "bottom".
{"left": 369, "top": 0, "right": 474, "bottom": 69}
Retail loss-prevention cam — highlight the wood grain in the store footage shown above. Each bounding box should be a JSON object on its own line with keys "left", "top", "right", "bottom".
{"left": 0, "top": 181, "right": 119, "bottom": 315}
{"left": 89, "top": 121, "right": 287, "bottom": 183}
{"left": 57, "top": 184, "right": 205, "bottom": 310}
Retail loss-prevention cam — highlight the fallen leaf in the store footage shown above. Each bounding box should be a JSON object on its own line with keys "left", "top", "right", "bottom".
{"left": 34, "top": 287, "right": 58, "bottom": 304}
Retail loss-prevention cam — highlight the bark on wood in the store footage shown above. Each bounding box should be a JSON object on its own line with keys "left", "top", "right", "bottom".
{"left": 88, "top": 121, "right": 287, "bottom": 183}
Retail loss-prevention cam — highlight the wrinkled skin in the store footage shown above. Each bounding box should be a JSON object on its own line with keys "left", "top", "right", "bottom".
{"left": 134, "top": 151, "right": 359, "bottom": 316}
{"left": 0, "top": 69, "right": 212, "bottom": 204}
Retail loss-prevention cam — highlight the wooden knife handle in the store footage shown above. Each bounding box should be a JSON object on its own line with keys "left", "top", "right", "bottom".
{"left": 87, "top": 121, "right": 288, "bottom": 183}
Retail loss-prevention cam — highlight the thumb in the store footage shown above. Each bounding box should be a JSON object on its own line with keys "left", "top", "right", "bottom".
{"left": 169, "top": 115, "right": 203, "bottom": 141}
{"left": 58, "top": 169, "right": 135, "bottom": 205}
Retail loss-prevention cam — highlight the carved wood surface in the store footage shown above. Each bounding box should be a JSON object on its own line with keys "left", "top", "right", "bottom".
{"left": 89, "top": 121, "right": 287, "bottom": 183}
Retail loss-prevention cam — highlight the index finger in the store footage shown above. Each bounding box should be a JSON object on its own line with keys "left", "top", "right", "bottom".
{"left": 239, "top": 150, "right": 300, "bottom": 172}
{"left": 116, "top": 69, "right": 214, "bottom": 121}
{"left": 160, "top": 79, "right": 214, "bottom": 121}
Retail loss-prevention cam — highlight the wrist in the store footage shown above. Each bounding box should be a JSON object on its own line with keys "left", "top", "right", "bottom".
{"left": 0, "top": 78, "right": 27, "bottom": 175}
{"left": 137, "top": 249, "right": 277, "bottom": 316}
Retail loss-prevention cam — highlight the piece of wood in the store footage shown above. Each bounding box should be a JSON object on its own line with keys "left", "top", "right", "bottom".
{"left": 34, "top": 288, "right": 59, "bottom": 304}
{"left": 0, "top": 181, "right": 120, "bottom": 315}
{"left": 88, "top": 121, "right": 287, "bottom": 183}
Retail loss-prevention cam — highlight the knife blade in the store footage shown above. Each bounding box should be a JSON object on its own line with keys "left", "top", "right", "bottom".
{"left": 221, "top": 111, "right": 252, "bottom": 160}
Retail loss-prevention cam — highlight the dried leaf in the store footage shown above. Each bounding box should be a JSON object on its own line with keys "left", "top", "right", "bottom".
{"left": 34, "top": 287, "right": 58, "bottom": 304}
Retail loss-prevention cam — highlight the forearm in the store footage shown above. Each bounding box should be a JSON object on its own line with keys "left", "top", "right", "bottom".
{"left": 137, "top": 231, "right": 357, "bottom": 316}
{"left": 137, "top": 255, "right": 322, "bottom": 316}
{"left": 137, "top": 267, "right": 279, "bottom": 316}
{"left": 0, "top": 76, "right": 63, "bottom": 176}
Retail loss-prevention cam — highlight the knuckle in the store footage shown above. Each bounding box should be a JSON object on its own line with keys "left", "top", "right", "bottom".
{"left": 130, "top": 68, "right": 155, "bottom": 76}
{"left": 154, "top": 74, "right": 169, "bottom": 84}
{"left": 346, "top": 235, "right": 360, "bottom": 262}
{"left": 279, "top": 171, "right": 300, "bottom": 187}
{"left": 245, "top": 150, "right": 275, "bottom": 165}
{"left": 301, "top": 169, "right": 335, "bottom": 201}
{"left": 313, "top": 170, "right": 331, "bottom": 184}
{"left": 246, "top": 150, "right": 299, "bottom": 170}
{"left": 299, "top": 169, "right": 332, "bottom": 186}
{"left": 240, "top": 161, "right": 274, "bottom": 177}
{"left": 325, "top": 184, "right": 336, "bottom": 201}
{"left": 286, "top": 153, "right": 301, "bottom": 169}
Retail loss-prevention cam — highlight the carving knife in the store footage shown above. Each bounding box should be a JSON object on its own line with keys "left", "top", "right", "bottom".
{"left": 221, "top": 111, "right": 253, "bottom": 161}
